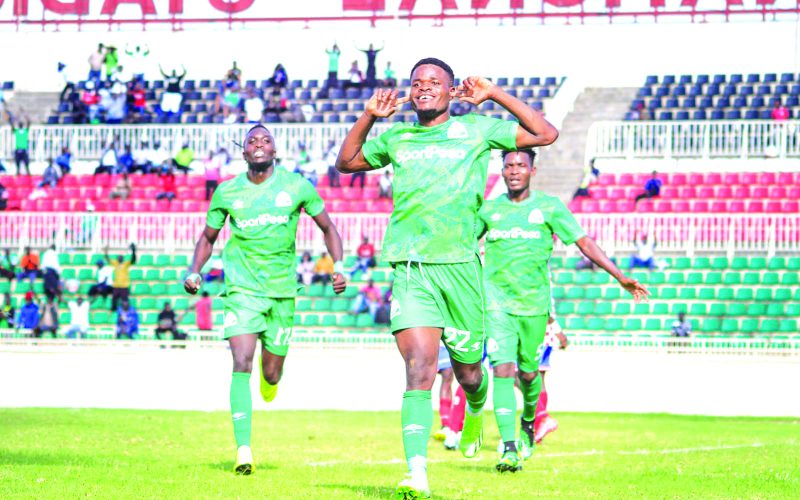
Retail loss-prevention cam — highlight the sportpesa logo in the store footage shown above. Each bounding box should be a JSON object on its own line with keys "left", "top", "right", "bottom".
{"left": 234, "top": 213, "right": 290, "bottom": 228}
{"left": 487, "top": 227, "right": 541, "bottom": 240}
{"left": 395, "top": 145, "right": 467, "bottom": 163}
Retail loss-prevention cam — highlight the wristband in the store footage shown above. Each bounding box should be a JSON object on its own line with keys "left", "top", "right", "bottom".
{"left": 186, "top": 273, "right": 202, "bottom": 283}
{"left": 334, "top": 261, "right": 344, "bottom": 274}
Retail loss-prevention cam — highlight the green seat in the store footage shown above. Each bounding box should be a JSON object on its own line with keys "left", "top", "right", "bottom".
{"left": 741, "top": 318, "right": 758, "bottom": 333}
{"left": 648, "top": 272, "right": 665, "bottom": 285}
{"left": 565, "top": 257, "right": 580, "bottom": 268}
{"left": 775, "top": 288, "right": 792, "bottom": 301}
{"left": 766, "top": 304, "right": 785, "bottom": 317}
{"left": 575, "top": 273, "right": 592, "bottom": 286}
{"left": 144, "top": 269, "right": 161, "bottom": 281}
{"left": 355, "top": 314, "right": 374, "bottom": 328}
{"left": 312, "top": 299, "right": 332, "bottom": 312}
{"left": 138, "top": 255, "right": 154, "bottom": 266}
{"left": 701, "top": 318, "right": 721, "bottom": 332}
{"left": 788, "top": 257, "right": 800, "bottom": 270}
{"left": 567, "top": 317, "right": 586, "bottom": 330}
{"left": 307, "top": 284, "right": 325, "bottom": 297}
{"left": 370, "top": 270, "right": 387, "bottom": 282}
{"left": 742, "top": 272, "right": 760, "bottom": 285}
{"left": 749, "top": 257, "right": 767, "bottom": 270}
{"left": 556, "top": 302, "right": 575, "bottom": 316}
{"left": 551, "top": 287, "right": 566, "bottom": 300}
{"left": 704, "top": 272, "right": 722, "bottom": 285}
{"left": 667, "top": 273, "right": 685, "bottom": 285}
{"left": 321, "top": 314, "right": 337, "bottom": 327}
{"left": 659, "top": 287, "right": 677, "bottom": 300}
{"left": 688, "top": 272, "right": 704, "bottom": 285}
{"left": 711, "top": 257, "right": 729, "bottom": 270}
{"left": 644, "top": 319, "right": 662, "bottom": 330}
{"left": 576, "top": 302, "right": 594, "bottom": 315}
{"left": 131, "top": 283, "right": 150, "bottom": 294}
{"left": 343, "top": 256, "right": 357, "bottom": 267}
{"left": 692, "top": 257, "right": 710, "bottom": 269}
{"left": 613, "top": 303, "right": 630, "bottom": 315}
{"left": 779, "top": 319, "right": 798, "bottom": 333}
{"left": 633, "top": 303, "right": 650, "bottom": 315}
{"left": 717, "top": 288, "right": 734, "bottom": 300}
{"left": 721, "top": 319, "right": 739, "bottom": 333}
{"left": 155, "top": 255, "right": 171, "bottom": 267}
{"left": 92, "top": 311, "right": 109, "bottom": 324}
{"left": 296, "top": 299, "right": 312, "bottom": 312}
{"left": 762, "top": 272, "right": 779, "bottom": 285}
{"left": 566, "top": 288, "right": 585, "bottom": 300}
{"left": 679, "top": 288, "right": 696, "bottom": 300}
{"left": 150, "top": 283, "right": 167, "bottom": 295}
{"left": 709, "top": 303, "right": 726, "bottom": 316}
{"left": 671, "top": 303, "right": 688, "bottom": 314}
{"left": 549, "top": 256, "right": 563, "bottom": 269}
{"left": 78, "top": 269, "right": 94, "bottom": 281}
{"left": 632, "top": 272, "right": 649, "bottom": 284}
{"left": 554, "top": 272, "right": 574, "bottom": 285}
{"left": 142, "top": 312, "right": 159, "bottom": 325}
{"left": 781, "top": 273, "right": 799, "bottom": 285}
{"left": 759, "top": 319, "right": 780, "bottom": 333}
{"left": 167, "top": 284, "right": 184, "bottom": 295}
{"left": 303, "top": 314, "right": 320, "bottom": 326}
{"left": 728, "top": 303, "right": 746, "bottom": 316}
{"left": 140, "top": 298, "right": 157, "bottom": 309}
{"left": 604, "top": 318, "right": 623, "bottom": 331}
{"left": 690, "top": 303, "right": 707, "bottom": 316}
{"left": 595, "top": 302, "right": 612, "bottom": 315}
{"left": 731, "top": 257, "right": 748, "bottom": 270}
{"left": 624, "top": 318, "right": 642, "bottom": 330}
{"left": 698, "top": 288, "right": 715, "bottom": 300}
{"left": 755, "top": 288, "right": 773, "bottom": 301}
{"left": 587, "top": 318, "right": 605, "bottom": 330}
{"left": 787, "top": 304, "right": 800, "bottom": 316}
{"left": 174, "top": 298, "right": 189, "bottom": 310}
{"left": 61, "top": 312, "right": 72, "bottom": 324}
{"left": 591, "top": 273, "right": 610, "bottom": 285}
{"left": 0, "top": 282, "right": 9, "bottom": 294}
{"left": 735, "top": 288, "right": 754, "bottom": 301}
{"left": 652, "top": 303, "right": 669, "bottom": 315}
{"left": 72, "top": 254, "right": 88, "bottom": 266}
{"left": 746, "top": 303, "right": 766, "bottom": 316}
{"left": 767, "top": 256, "right": 786, "bottom": 270}
{"left": 173, "top": 255, "right": 189, "bottom": 267}
{"left": 585, "top": 287, "right": 602, "bottom": 300}
{"left": 62, "top": 268, "right": 76, "bottom": 280}
{"left": 796, "top": 288, "right": 800, "bottom": 300}
{"left": 342, "top": 286, "right": 359, "bottom": 299}
{"left": 723, "top": 272, "right": 741, "bottom": 285}
{"left": 337, "top": 315, "right": 355, "bottom": 327}
{"left": 331, "top": 300, "right": 350, "bottom": 312}
{"left": 128, "top": 269, "right": 143, "bottom": 281}
{"left": 162, "top": 270, "right": 178, "bottom": 281}
{"left": 673, "top": 257, "right": 691, "bottom": 270}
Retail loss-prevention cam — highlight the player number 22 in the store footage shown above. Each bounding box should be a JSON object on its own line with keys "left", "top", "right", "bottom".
{"left": 274, "top": 327, "right": 294, "bottom": 346}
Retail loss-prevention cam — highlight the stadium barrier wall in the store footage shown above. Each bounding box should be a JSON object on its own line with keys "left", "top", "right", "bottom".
{"left": 587, "top": 119, "right": 800, "bottom": 163}
{"left": 1, "top": 212, "right": 797, "bottom": 256}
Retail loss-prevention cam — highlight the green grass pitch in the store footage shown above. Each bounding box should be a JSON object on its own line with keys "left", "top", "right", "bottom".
{"left": 1, "top": 409, "right": 798, "bottom": 498}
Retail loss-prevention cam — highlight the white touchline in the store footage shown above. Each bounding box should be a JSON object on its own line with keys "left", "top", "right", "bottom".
{"left": 305, "top": 442, "right": 788, "bottom": 467}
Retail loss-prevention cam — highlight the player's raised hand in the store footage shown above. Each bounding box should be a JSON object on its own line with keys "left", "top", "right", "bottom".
{"left": 331, "top": 272, "right": 347, "bottom": 295}
{"left": 184, "top": 273, "right": 202, "bottom": 295}
{"left": 619, "top": 276, "right": 650, "bottom": 303}
{"left": 455, "top": 76, "right": 497, "bottom": 106}
{"left": 366, "top": 89, "right": 409, "bottom": 118}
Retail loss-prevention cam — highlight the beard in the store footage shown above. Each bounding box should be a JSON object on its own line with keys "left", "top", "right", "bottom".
{"left": 415, "top": 106, "right": 446, "bottom": 122}
{"left": 248, "top": 158, "right": 273, "bottom": 172}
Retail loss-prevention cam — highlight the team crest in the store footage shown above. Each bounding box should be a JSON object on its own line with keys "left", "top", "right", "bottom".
{"left": 486, "top": 337, "right": 499, "bottom": 353}
{"left": 275, "top": 191, "right": 292, "bottom": 208}
{"left": 390, "top": 300, "right": 402, "bottom": 320}
{"left": 528, "top": 209, "right": 545, "bottom": 224}
{"left": 232, "top": 200, "right": 245, "bottom": 210}
{"left": 447, "top": 121, "right": 468, "bottom": 139}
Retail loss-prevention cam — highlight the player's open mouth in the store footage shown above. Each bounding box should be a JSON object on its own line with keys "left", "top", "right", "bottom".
{"left": 416, "top": 95, "right": 433, "bottom": 102}
{"left": 253, "top": 150, "right": 265, "bottom": 158}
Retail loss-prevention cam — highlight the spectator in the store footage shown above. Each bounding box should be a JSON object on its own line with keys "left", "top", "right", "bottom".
{"left": 34, "top": 296, "right": 59, "bottom": 338}
{"left": 311, "top": 252, "right": 334, "bottom": 285}
{"left": 629, "top": 233, "right": 657, "bottom": 271}
{"left": 66, "top": 296, "right": 90, "bottom": 339}
{"left": 0, "top": 292, "right": 15, "bottom": 329}
{"left": 378, "top": 170, "right": 392, "bottom": 199}
{"left": 375, "top": 284, "right": 393, "bottom": 325}
{"left": 17, "top": 247, "right": 40, "bottom": 287}
{"left": 106, "top": 86, "right": 127, "bottom": 124}
{"left": 324, "top": 139, "right": 341, "bottom": 187}
{"left": 203, "top": 151, "right": 221, "bottom": 201}
{"left": 106, "top": 243, "right": 136, "bottom": 312}
{"left": 109, "top": 173, "right": 132, "bottom": 200}
{"left": 383, "top": 61, "right": 396, "bottom": 87}
{"left": 349, "top": 236, "right": 376, "bottom": 277}
{"left": 158, "top": 65, "right": 186, "bottom": 119}
{"left": 243, "top": 88, "right": 265, "bottom": 124}
{"left": 0, "top": 248, "right": 17, "bottom": 283}
{"left": 172, "top": 143, "right": 194, "bottom": 175}
{"left": 193, "top": 291, "right": 213, "bottom": 331}
{"left": 88, "top": 43, "right": 105, "bottom": 82}
{"left": 350, "top": 279, "right": 382, "bottom": 319}
{"left": 117, "top": 144, "right": 134, "bottom": 173}
{"left": 772, "top": 99, "right": 790, "bottom": 121}
{"left": 155, "top": 302, "right": 186, "bottom": 341}
{"left": 634, "top": 171, "right": 662, "bottom": 205}
{"left": 57, "top": 62, "right": 78, "bottom": 105}
{"left": 80, "top": 80, "right": 101, "bottom": 123}
{"left": 116, "top": 299, "right": 139, "bottom": 339}
{"left": 572, "top": 159, "right": 600, "bottom": 200}
{"left": 296, "top": 251, "right": 315, "bottom": 286}
{"left": 68, "top": 90, "right": 88, "bottom": 124}
{"left": 16, "top": 291, "right": 40, "bottom": 332}
{"left": 226, "top": 60, "right": 242, "bottom": 86}
{"left": 0, "top": 182, "right": 7, "bottom": 211}
{"left": 95, "top": 141, "right": 119, "bottom": 175}
{"left": 104, "top": 45, "right": 119, "bottom": 80}
{"left": 671, "top": 312, "right": 691, "bottom": 337}
{"left": 128, "top": 81, "right": 148, "bottom": 115}
{"left": 346, "top": 60, "right": 364, "bottom": 89}
{"left": 264, "top": 89, "right": 288, "bottom": 115}
{"left": 88, "top": 259, "right": 114, "bottom": 304}
{"left": 98, "top": 80, "right": 114, "bottom": 118}
{"left": 269, "top": 63, "right": 288, "bottom": 88}
{"left": 132, "top": 140, "right": 153, "bottom": 173}
{"left": 295, "top": 143, "right": 317, "bottom": 186}
{"left": 156, "top": 167, "right": 177, "bottom": 201}
{"left": 216, "top": 81, "right": 242, "bottom": 124}
{"left": 150, "top": 140, "right": 171, "bottom": 173}
{"left": 38, "top": 159, "right": 62, "bottom": 189}
{"left": 204, "top": 254, "right": 224, "bottom": 283}
{"left": 124, "top": 43, "right": 150, "bottom": 83}
{"left": 55, "top": 146, "right": 72, "bottom": 175}
{"left": 9, "top": 111, "right": 31, "bottom": 175}
{"left": 358, "top": 42, "right": 384, "bottom": 87}
{"left": 41, "top": 244, "right": 62, "bottom": 302}
{"left": 325, "top": 43, "right": 341, "bottom": 88}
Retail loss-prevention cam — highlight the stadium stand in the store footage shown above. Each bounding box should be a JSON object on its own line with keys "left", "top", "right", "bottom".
{"left": 625, "top": 73, "right": 799, "bottom": 121}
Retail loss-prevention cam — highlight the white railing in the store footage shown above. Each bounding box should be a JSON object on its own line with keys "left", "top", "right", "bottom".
{"left": 1, "top": 213, "right": 797, "bottom": 257}
{"left": 587, "top": 119, "right": 800, "bottom": 161}
{"left": 0, "top": 123, "right": 393, "bottom": 163}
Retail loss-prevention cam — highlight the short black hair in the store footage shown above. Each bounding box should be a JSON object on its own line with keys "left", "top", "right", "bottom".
{"left": 247, "top": 123, "right": 270, "bottom": 135}
{"left": 410, "top": 58, "right": 455, "bottom": 86}
{"left": 502, "top": 149, "right": 536, "bottom": 164}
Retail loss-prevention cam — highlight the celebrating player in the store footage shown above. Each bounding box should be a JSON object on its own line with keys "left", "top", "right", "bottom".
{"left": 479, "top": 149, "right": 649, "bottom": 473}
{"left": 184, "top": 124, "right": 346, "bottom": 475}
{"left": 336, "top": 58, "right": 559, "bottom": 498}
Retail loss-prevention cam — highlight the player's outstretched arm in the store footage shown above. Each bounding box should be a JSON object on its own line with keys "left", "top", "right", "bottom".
{"left": 184, "top": 225, "right": 220, "bottom": 295}
{"left": 456, "top": 76, "right": 558, "bottom": 148}
{"left": 575, "top": 236, "right": 650, "bottom": 303}
{"left": 336, "top": 89, "right": 408, "bottom": 174}
{"left": 311, "top": 210, "right": 347, "bottom": 295}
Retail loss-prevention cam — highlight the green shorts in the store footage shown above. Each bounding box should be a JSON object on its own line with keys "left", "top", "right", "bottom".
{"left": 222, "top": 292, "right": 295, "bottom": 357}
{"left": 486, "top": 310, "right": 547, "bottom": 373}
{"left": 390, "top": 256, "right": 485, "bottom": 365}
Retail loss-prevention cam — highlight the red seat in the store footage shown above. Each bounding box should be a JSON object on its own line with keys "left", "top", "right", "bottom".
{"left": 155, "top": 199, "right": 171, "bottom": 212}
{"left": 673, "top": 200, "right": 690, "bottom": 212}
{"left": 591, "top": 187, "right": 608, "bottom": 199}
{"left": 670, "top": 173, "right": 687, "bottom": 185}
{"left": 93, "top": 175, "right": 112, "bottom": 188}
{"left": 652, "top": 200, "right": 672, "bottom": 212}
{"left": 64, "top": 187, "right": 80, "bottom": 199}
{"left": 62, "top": 175, "right": 79, "bottom": 187}
{"left": 740, "top": 172, "right": 757, "bottom": 185}
{"left": 173, "top": 176, "right": 190, "bottom": 188}
{"left": 722, "top": 172, "right": 740, "bottom": 185}
{"left": 138, "top": 175, "right": 159, "bottom": 188}
{"left": 693, "top": 200, "right": 709, "bottom": 213}
{"left": 710, "top": 200, "right": 727, "bottom": 213}
{"left": 716, "top": 186, "right": 732, "bottom": 198}
{"left": 350, "top": 200, "right": 367, "bottom": 212}
{"left": 53, "top": 200, "right": 69, "bottom": 212}
{"left": 618, "top": 173, "right": 633, "bottom": 186}
{"left": 777, "top": 172, "right": 794, "bottom": 185}
{"left": 698, "top": 186, "right": 715, "bottom": 198}
{"left": 92, "top": 199, "right": 109, "bottom": 211}
{"left": 678, "top": 186, "right": 697, "bottom": 198}
{"left": 129, "top": 188, "right": 146, "bottom": 199}
{"left": 705, "top": 172, "right": 722, "bottom": 184}
{"left": 581, "top": 199, "right": 599, "bottom": 213}
{"left": 598, "top": 201, "right": 615, "bottom": 213}
{"left": 184, "top": 201, "right": 201, "bottom": 212}
{"left": 329, "top": 200, "right": 347, "bottom": 212}
{"left": 366, "top": 175, "right": 380, "bottom": 187}
{"left": 748, "top": 200, "right": 764, "bottom": 213}
{"left": 341, "top": 188, "right": 361, "bottom": 201}
{"left": 133, "top": 200, "right": 153, "bottom": 212}
{"left": 688, "top": 173, "right": 704, "bottom": 185}
{"left": 364, "top": 187, "right": 379, "bottom": 199}
{"left": 609, "top": 188, "right": 625, "bottom": 199}
{"left": 316, "top": 186, "right": 330, "bottom": 199}
{"left": 20, "top": 199, "right": 35, "bottom": 211}
{"left": 659, "top": 186, "right": 678, "bottom": 198}
{"left": 789, "top": 186, "right": 800, "bottom": 199}
{"left": 120, "top": 200, "right": 135, "bottom": 212}
{"left": 728, "top": 200, "right": 745, "bottom": 212}
{"left": 765, "top": 201, "right": 782, "bottom": 213}
{"left": 188, "top": 176, "right": 206, "bottom": 188}
{"left": 769, "top": 186, "right": 787, "bottom": 198}
{"left": 616, "top": 199, "right": 635, "bottom": 213}
{"left": 327, "top": 187, "right": 342, "bottom": 200}
{"left": 37, "top": 199, "right": 54, "bottom": 211}
{"left": 757, "top": 172, "right": 776, "bottom": 185}
{"left": 49, "top": 188, "right": 66, "bottom": 199}
{"left": 733, "top": 186, "right": 750, "bottom": 198}
{"left": 752, "top": 186, "right": 768, "bottom": 198}
{"left": 598, "top": 175, "right": 614, "bottom": 187}
{"left": 568, "top": 200, "right": 583, "bottom": 213}
{"left": 783, "top": 200, "right": 799, "bottom": 212}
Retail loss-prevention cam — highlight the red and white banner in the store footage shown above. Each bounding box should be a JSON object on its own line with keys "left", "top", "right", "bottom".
{"left": 0, "top": 0, "right": 797, "bottom": 29}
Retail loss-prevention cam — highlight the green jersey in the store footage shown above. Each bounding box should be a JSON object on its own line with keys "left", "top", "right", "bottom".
{"left": 362, "top": 114, "right": 517, "bottom": 263}
{"left": 206, "top": 168, "right": 324, "bottom": 298}
{"left": 479, "top": 191, "right": 585, "bottom": 316}
{"left": 14, "top": 128, "right": 29, "bottom": 150}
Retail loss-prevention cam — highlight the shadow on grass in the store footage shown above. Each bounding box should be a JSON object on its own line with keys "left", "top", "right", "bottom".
{"left": 0, "top": 449, "right": 97, "bottom": 467}
{"left": 318, "top": 483, "right": 461, "bottom": 500}
{"left": 207, "top": 460, "right": 277, "bottom": 472}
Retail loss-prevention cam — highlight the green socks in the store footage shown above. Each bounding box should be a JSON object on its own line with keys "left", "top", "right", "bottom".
{"left": 493, "top": 376, "right": 517, "bottom": 443}
{"left": 520, "top": 373, "right": 542, "bottom": 422}
{"left": 465, "top": 365, "right": 489, "bottom": 415}
{"left": 230, "top": 372, "right": 252, "bottom": 447}
{"left": 401, "top": 390, "right": 432, "bottom": 473}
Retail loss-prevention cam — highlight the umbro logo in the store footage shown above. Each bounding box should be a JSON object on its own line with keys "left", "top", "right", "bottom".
{"left": 390, "top": 301, "right": 401, "bottom": 320}
{"left": 275, "top": 191, "right": 292, "bottom": 208}
{"left": 447, "top": 121, "right": 468, "bottom": 139}
{"left": 528, "top": 209, "right": 544, "bottom": 224}
{"left": 403, "top": 424, "right": 426, "bottom": 435}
